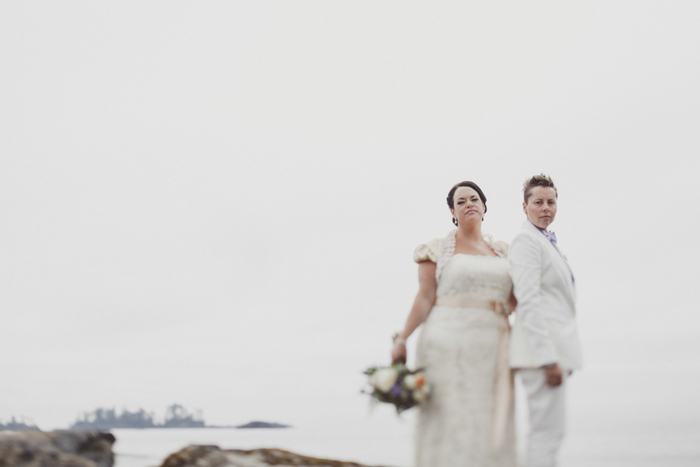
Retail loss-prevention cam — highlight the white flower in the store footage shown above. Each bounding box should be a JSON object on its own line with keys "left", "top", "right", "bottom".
{"left": 403, "top": 375, "right": 416, "bottom": 390}
{"left": 371, "top": 368, "right": 399, "bottom": 393}
{"left": 413, "top": 386, "right": 430, "bottom": 403}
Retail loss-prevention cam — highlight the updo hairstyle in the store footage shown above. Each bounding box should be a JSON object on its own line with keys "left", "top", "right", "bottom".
{"left": 446, "top": 181, "right": 487, "bottom": 225}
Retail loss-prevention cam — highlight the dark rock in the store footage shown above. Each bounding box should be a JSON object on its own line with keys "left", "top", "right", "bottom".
{"left": 0, "top": 430, "right": 115, "bottom": 467}
{"left": 160, "top": 445, "right": 377, "bottom": 467}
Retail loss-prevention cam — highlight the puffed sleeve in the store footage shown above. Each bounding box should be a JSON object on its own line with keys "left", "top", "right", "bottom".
{"left": 413, "top": 238, "right": 443, "bottom": 263}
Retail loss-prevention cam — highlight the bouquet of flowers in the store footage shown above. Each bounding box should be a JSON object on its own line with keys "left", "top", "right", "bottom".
{"left": 363, "top": 363, "right": 430, "bottom": 414}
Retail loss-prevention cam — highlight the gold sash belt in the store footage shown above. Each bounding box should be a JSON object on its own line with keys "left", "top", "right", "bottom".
{"left": 434, "top": 296, "right": 506, "bottom": 314}
{"left": 433, "top": 295, "right": 513, "bottom": 452}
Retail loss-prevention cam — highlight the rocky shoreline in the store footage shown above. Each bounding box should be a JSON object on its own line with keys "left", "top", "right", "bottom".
{"left": 0, "top": 430, "right": 115, "bottom": 466}
{"left": 161, "top": 445, "right": 376, "bottom": 467}
{"left": 0, "top": 431, "right": 376, "bottom": 467}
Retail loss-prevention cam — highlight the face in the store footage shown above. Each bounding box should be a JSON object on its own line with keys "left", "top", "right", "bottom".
{"left": 451, "top": 186, "right": 484, "bottom": 225}
{"left": 523, "top": 186, "right": 557, "bottom": 230}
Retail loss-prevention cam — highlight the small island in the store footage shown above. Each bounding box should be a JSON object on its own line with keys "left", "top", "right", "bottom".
{"left": 235, "top": 421, "right": 290, "bottom": 429}
{"left": 71, "top": 404, "right": 205, "bottom": 429}
{"left": 68, "top": 404, "right": 291, "bottom": 430}
{"left": 0, "top": 417, "right": 39, "bottom": 431}
{"left": 1, "top": 404, "right": 291, "bottom": 431}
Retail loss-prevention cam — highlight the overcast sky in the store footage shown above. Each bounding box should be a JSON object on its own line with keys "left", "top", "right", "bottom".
{"left": 1, "top": 1, "right": 699, "bottom": 434}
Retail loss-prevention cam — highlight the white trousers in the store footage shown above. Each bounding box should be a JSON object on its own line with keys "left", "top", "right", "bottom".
{"left": 518, "top": 368, "right": 567, "bottom": 467}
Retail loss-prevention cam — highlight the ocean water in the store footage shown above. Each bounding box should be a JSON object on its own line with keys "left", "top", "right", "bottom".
{"left": 113, "top": 407, "right": 700, "bottom": 467}
{"left": 112, "top": 423, "right": 700, "bottom": 467}
{"left": 113, "top": 422, "right": 413, "bottom": 467}
{"left": 113, "top": 363, "right": 700, "bottom": 467}
{"left": 113, "top": 365, "right": 700, "bottom": 467}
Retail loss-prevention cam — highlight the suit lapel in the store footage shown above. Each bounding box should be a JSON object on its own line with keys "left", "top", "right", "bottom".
{"left": 522, "top": 221, "right": 576, "bottom": 305}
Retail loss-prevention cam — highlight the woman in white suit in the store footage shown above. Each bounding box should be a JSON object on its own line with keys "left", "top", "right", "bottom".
{"left": 509, "top": 174, "right": 583, "bottom": 467}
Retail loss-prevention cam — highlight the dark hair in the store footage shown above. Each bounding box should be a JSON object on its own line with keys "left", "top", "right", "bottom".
{"left": 523, "top": 174, "right": 558, "bottom": 203}
{"left": 446, "top": 181, "right": 487, "bottom": 213}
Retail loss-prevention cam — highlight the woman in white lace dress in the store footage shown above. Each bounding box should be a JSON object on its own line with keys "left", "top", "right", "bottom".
{"left": 391, "top": 181, "right": 517, "bottom": 467}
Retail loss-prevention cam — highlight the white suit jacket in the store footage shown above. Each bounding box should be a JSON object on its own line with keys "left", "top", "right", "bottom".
{"left": 509, "top": 220, "right": 583, "bottom": 370}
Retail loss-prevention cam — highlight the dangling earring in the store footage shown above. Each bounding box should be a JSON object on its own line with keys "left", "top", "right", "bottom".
{"left": 452, "top": 217, "right": 458, "bottom": 226}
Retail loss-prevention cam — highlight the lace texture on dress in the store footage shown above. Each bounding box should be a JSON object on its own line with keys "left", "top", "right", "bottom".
{"left": 413, "top": 230, "right": 509, "bottom": 283}
{"left": 413, "top": 234, "right": 516, "bottom": 467}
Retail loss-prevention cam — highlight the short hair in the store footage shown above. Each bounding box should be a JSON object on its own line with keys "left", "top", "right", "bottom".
{"left": 523, "top": 174, "right": 558, "bottom": 203}
{"left": 446, "top": 181, "right": 487, "bottom": 214}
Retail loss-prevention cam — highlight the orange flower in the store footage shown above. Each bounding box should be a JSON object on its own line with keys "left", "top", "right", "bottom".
{"left": 415, "top": 373, "right": 426, "bottom": 389}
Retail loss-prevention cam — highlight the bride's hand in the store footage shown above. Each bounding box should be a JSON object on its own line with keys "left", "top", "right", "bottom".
{"left": 391, "top": 343, "right": 407, "bottom": 364}
{"left": 544, "top": 363, "right": 563, "bottom": 387}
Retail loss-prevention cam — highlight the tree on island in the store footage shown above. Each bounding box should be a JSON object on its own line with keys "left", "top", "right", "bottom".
{"left": 0, "top": 416, "right": 39, "bottom": 431}
{"left": 70, "top": 404, "right": 204, "bottom": 429}
{"left": 71, "top": 407, "right": 156, "bottom": 429}
{"left": 161, "top": 403, "right": 204, "bottom": 428}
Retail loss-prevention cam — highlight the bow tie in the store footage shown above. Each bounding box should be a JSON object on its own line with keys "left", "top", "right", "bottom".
{"left": 542, "top": 230, "right": 557, "bottom": 245}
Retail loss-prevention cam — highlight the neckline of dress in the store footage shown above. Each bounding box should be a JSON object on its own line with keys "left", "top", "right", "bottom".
{"left": 453, "top": 232, "right": 503, "bottom": 258}
{"left": 453, "top": 252, "right": 502, "bottom": 259}
{"left": 436, "top": 230, "right": 505, "bottom": 282}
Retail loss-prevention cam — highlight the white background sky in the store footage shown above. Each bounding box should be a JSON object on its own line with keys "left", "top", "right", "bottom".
{"left": 1, "top": 0, "right": 699, "bottom": 444}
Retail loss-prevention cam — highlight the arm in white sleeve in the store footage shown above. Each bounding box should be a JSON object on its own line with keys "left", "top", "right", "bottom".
{"left": 509, "top": 233, "right": 558, "bottom": 366}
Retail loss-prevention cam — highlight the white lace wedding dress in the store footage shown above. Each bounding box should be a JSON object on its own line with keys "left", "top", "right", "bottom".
{"left": 413, "top": 236, "right": 516, "bottom": 467}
